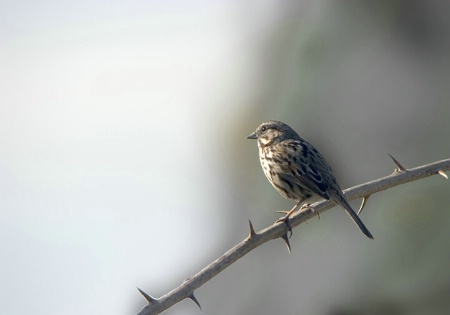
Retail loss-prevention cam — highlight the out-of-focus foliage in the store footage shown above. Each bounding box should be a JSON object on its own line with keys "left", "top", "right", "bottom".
{"left": 211, "top": 2, "right": 450, "bottom": 315}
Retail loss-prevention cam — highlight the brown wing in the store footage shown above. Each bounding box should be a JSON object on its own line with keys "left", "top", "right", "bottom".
{"left": 271, "top": 139, "right": 334, "bottom": 201}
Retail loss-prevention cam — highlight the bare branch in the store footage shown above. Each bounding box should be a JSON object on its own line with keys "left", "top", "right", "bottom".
{"left": 135, "top": 158, "right": 450, "bottom": 315}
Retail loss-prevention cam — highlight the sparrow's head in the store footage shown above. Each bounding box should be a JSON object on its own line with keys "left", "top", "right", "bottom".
{"left": 247, "top": 120, "right": 299, "bottom": 147}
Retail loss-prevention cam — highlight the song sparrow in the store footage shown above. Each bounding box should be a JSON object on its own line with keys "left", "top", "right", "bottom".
{"left": 247, "top": 120, "right": 373, "bottom": 239}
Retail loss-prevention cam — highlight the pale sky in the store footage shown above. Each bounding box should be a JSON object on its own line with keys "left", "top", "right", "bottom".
{"left": 0, "top": 1, "right": 260, "bottom": 314}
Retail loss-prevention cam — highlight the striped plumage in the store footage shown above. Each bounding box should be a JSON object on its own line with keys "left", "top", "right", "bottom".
{"left": 247, "top": 120, "right": 373, "bottom": 239}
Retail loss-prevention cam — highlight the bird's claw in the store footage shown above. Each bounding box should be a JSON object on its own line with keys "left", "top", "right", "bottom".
{"left": 300, "top": 203, "right": 319, "bottom": 220}
{"left": 276, "top": 215, "right": 293, "bottom": 238}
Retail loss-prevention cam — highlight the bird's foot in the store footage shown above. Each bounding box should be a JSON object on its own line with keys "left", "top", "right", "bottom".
{"left": 275, "top": 214, "right": 293, "bottom": 238}
{"left": 299, "top": 203, "right": 319, "bottom": 220}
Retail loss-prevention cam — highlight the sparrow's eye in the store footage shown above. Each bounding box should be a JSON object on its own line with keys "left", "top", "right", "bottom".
{"left": 260, "top": 126, "right": 267, "bottom": 133}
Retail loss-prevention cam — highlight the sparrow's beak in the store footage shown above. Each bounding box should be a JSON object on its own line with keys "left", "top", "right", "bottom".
{"left": 246, "top": 131, "right": 258, "bottom": 139}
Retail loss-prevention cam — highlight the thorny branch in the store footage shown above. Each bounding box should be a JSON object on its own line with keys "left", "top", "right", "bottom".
{"left": 135, "top": 158, "right": 450, "bottom": 315}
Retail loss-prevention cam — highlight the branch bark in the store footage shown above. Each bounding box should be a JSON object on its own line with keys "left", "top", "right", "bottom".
{"left": 135, "top": 158, "right": 450, "bottom": 315}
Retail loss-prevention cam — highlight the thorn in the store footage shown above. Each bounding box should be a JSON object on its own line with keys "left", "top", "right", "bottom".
{"left": 389, "top": 154, "right": 407, "bottom": 173}
{"left": 357, "top": 195, "right": 370, "bottom": 215}
{"left": 280, "top": 233, "right": 291, "bottom": 254}
{"left": 137, "top": 287, "right": 156, "bottom": 304}
{"left": 274, "top": 210, "right": 289, "bottom": 214}
{"left": 189, "top": 293, "right": 202, "bottom": 310}
{"left": 438, "top": 170, "right": 448, "bottom": 179}
{"left": 248, "top": 220, "right": 256, "bottom": 237}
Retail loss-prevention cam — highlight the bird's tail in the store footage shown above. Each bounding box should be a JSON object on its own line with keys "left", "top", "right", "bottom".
{"left": 333, "top": 192, "right": 374, "bottom": 239}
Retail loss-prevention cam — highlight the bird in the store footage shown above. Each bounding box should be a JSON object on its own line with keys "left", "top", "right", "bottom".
{"left": 247, "top": 120, "right": 373, "bottom": 239}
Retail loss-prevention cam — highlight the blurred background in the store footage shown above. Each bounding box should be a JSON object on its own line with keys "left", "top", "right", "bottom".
{"left": 1, "top": 1, "right": 450, "bottom": 314}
